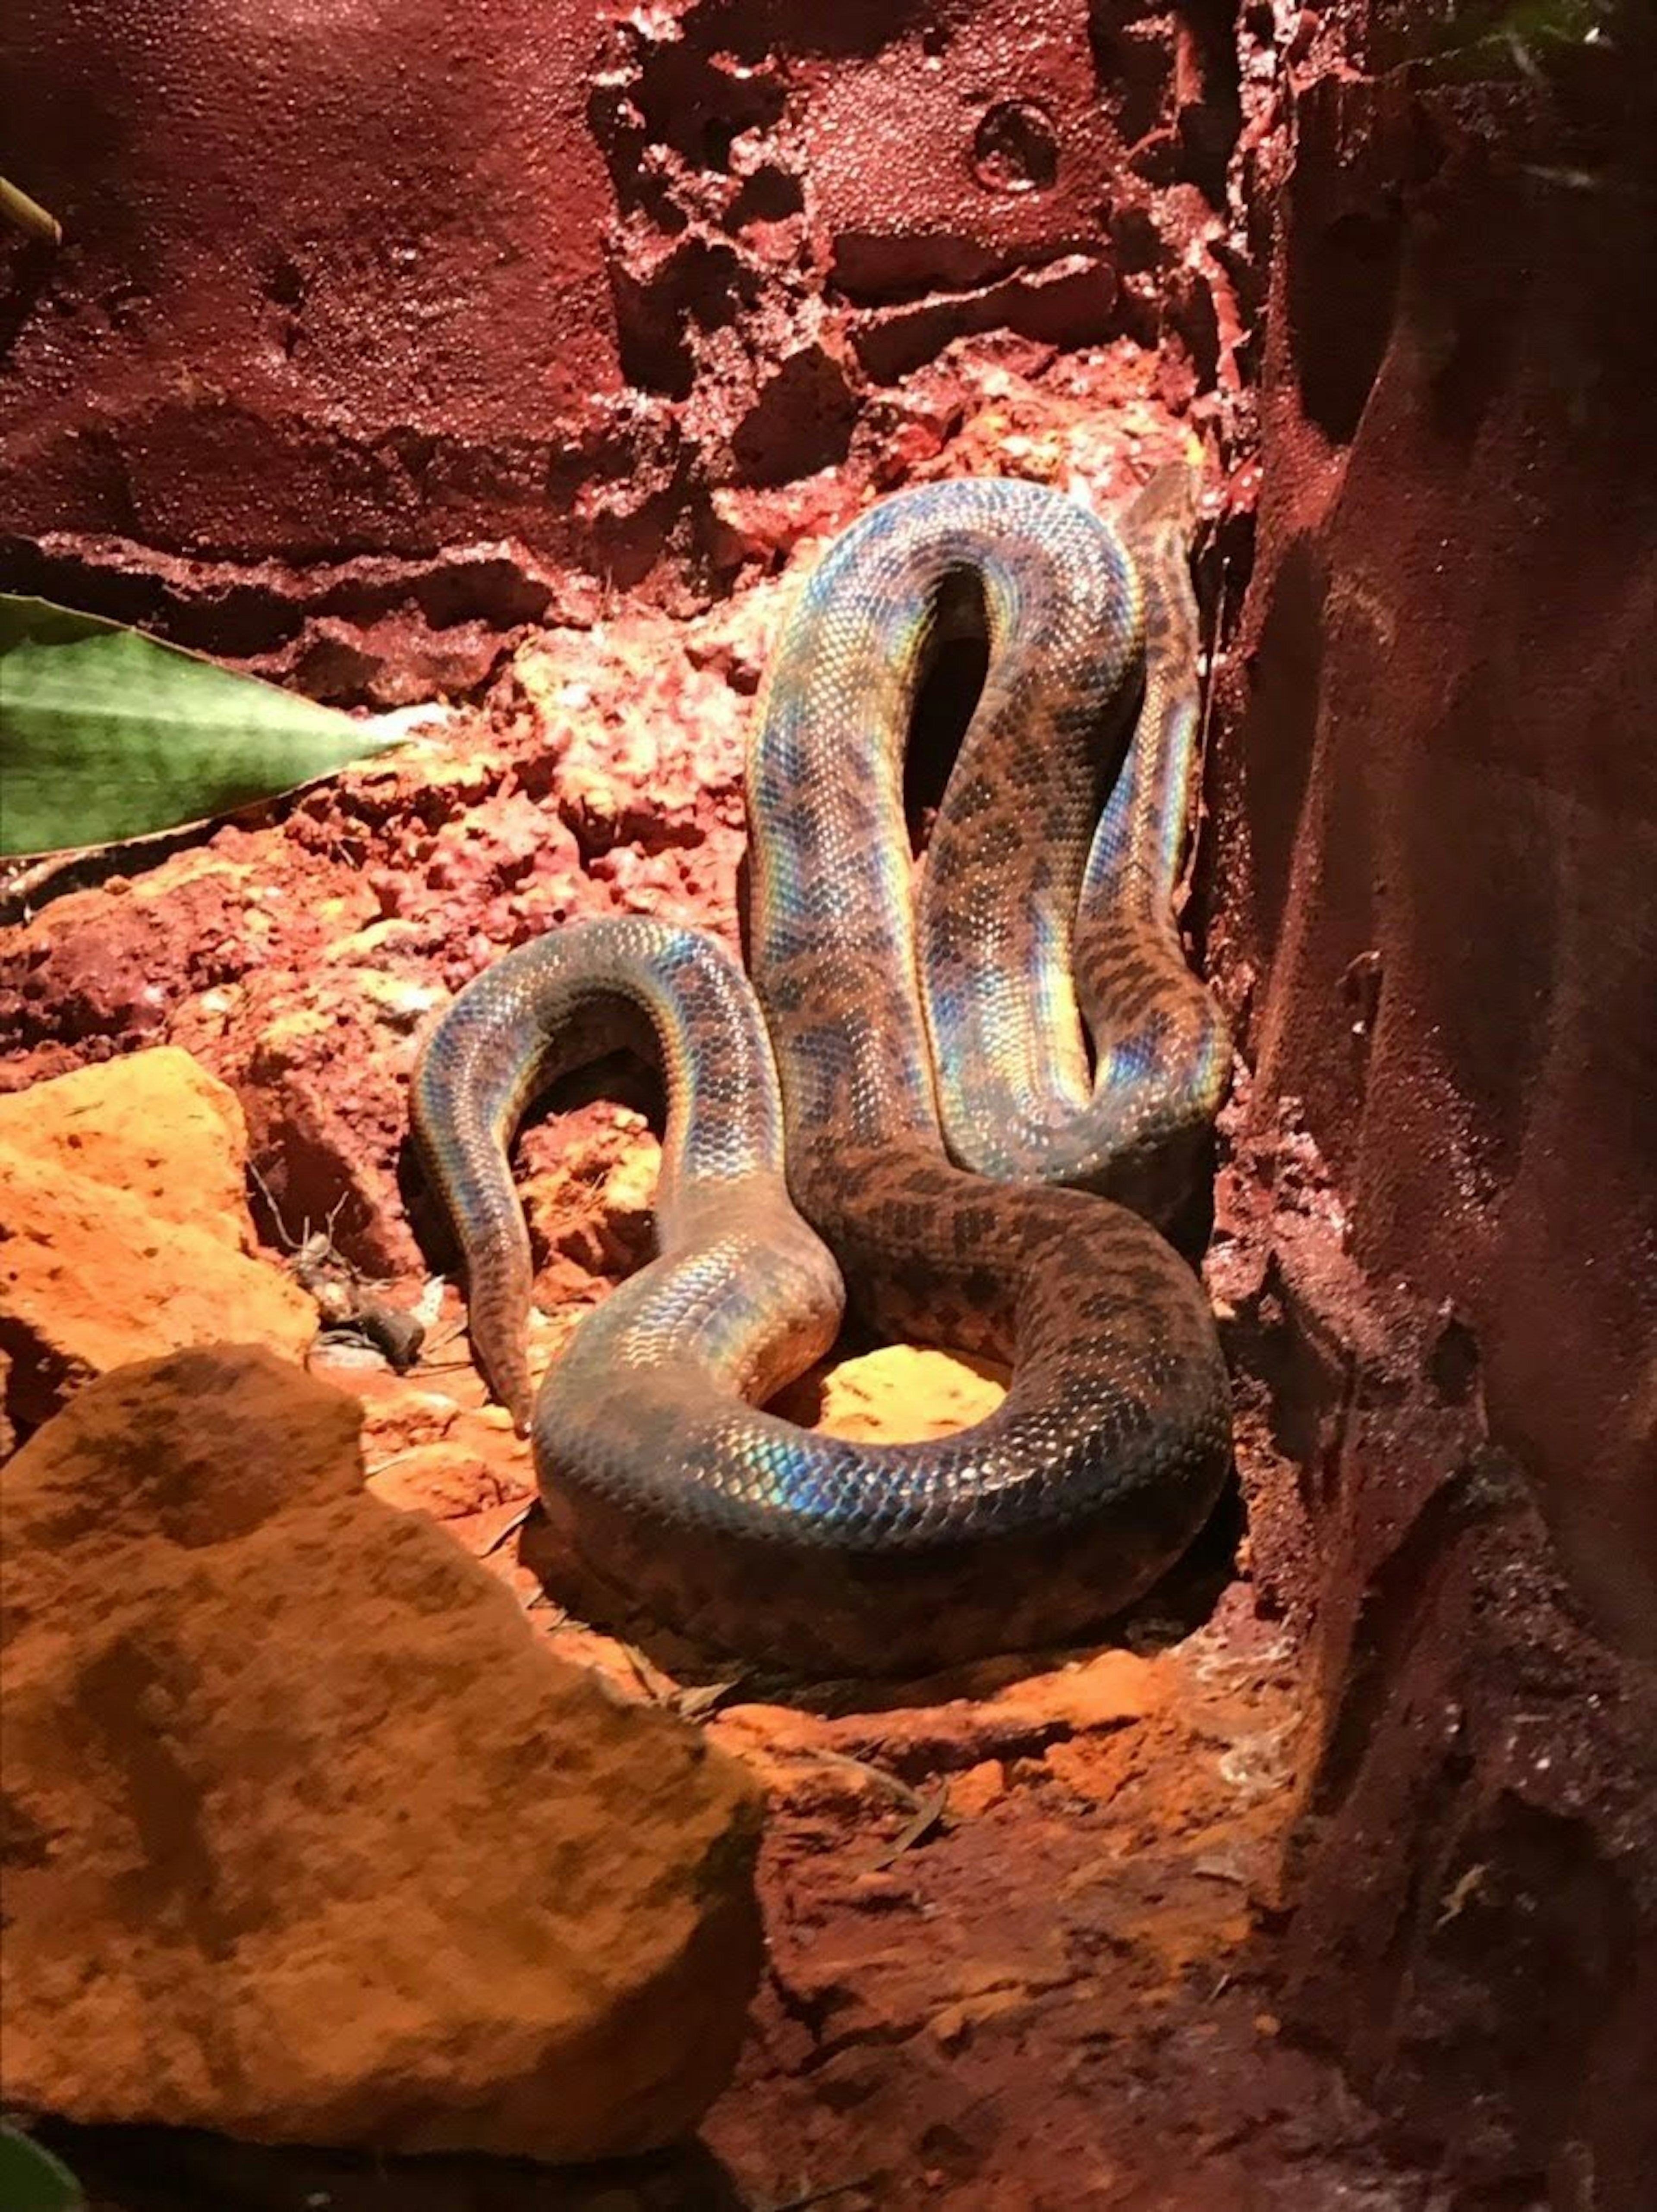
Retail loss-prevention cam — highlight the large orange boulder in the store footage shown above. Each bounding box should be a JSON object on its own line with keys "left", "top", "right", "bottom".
{"left": 0, "top": 1345, "right": 764, "bottom": 2160}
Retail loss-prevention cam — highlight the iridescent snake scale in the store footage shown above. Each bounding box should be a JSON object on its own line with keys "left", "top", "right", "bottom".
{"left": 412, "top": 471, "right": 1232, "bottom": 1674}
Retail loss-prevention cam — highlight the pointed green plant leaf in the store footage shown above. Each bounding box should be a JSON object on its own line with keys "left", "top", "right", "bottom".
{"left": 0, "top": 595, "right": 408, "bottom": 857}
{"left": 0, "top": 2126, "right": 84, "bottom": 2212}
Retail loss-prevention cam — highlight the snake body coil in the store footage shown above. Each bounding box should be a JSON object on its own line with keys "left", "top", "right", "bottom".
{"left": 413, "top": 474, "right": 1232, "bottom": 1674}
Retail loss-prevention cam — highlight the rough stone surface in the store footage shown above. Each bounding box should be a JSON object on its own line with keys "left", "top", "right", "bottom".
{"left": 0, "top": 1345, "right": 765, "bottom": 2161}
{"left": 1215, "top": 22, "right": 1657, "bottom": 1668}
{"left": 0, "top": 0, "right": 1242, "bottom": 691}
{"left": 0, "top": 0, "right": 622, "bottom": 562}
{"left": 1209, "top": 1088, "right": 1657, "bottom": 2206}
{"left": 1205, "top": 9, "right": 1657, "bottom": 2194}
{"left": 0, "top": 1048, "right": 317, "bottom": 1430}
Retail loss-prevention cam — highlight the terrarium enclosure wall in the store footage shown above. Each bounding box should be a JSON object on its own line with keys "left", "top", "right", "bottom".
{"left": 1, "top": 2, "right": 1654, "bottom": 2208}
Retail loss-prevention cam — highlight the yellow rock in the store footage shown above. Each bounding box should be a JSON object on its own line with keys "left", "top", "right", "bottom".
{"left": 773, "top": 1342, "right": 1009, "bottom": 1443}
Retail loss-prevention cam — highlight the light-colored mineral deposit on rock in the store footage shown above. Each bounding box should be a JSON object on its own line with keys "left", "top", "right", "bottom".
{"left": 0, "top": 1344, "right": 765, "bottom": 2160}
{"left": 0, "top": 1046, "right": 317, "bottom": 1429}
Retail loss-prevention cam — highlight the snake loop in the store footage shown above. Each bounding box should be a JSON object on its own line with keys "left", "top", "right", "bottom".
{"left": 412, "top": 471, "right": 1232, "bottom": 1673}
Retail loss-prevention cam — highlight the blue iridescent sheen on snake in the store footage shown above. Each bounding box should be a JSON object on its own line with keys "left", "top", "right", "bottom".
{"left": 411, "top": 471, "right": 1232, "bottom": 1674}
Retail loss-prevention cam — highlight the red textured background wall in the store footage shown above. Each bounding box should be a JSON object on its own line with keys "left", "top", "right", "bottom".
{"left": 1, "top": 0, "right": 1239, "bottom": 627}
{"left": 1216, "top": 54, "right": 1657, "bottom": 1664}
{"left": 0, "top": 0, "right": 622, "bottom": 559}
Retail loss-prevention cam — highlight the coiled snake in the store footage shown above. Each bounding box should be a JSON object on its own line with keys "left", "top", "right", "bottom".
{"left": 412, "top": 471, "right": 1232, "bottom": 1674}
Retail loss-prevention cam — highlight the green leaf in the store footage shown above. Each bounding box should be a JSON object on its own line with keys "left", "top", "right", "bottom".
{"left": 0, "top": 596, "right": 407, "bottom": 857}
{"left": 1377, "top": 0, "right": 1614, "bottom": 76}
{"left": 0, "top": 2126, "right": 84, "bottom": 2212}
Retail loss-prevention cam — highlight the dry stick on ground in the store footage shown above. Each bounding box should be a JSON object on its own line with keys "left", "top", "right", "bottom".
{"left": 864, "top": 1783, "right": 951, "bottom": 1872}
{"left": 362, "top": 1449, "right": 425, "bottom": 1481}
{"left": 417, "top": 1317, "right": 473, "bottom": 1358}
{"left": 247, "top": 1162, "right": 427, "bottom": 1371}
{"left": 760, "top": 2181, "right": 879, "bottom": 2212}
{"left": 478, "top": 1503, "right": 534, "bottom": 1556}
{"left": 1176, "top": 524, "right": 1233, "bottom": 926}
{"left": 673, "top": 1675, "right": 749, "bottom": 1721}
{"left": 793, "top": 1748, "right": 955, "bottom": 1868}
{"left": 0, "top": 175, "right": 62, "bottom": 245}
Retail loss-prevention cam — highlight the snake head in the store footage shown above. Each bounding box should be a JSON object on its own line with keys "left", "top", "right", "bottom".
{"left": 1121, "top": 456, "right": 1203, "bottom": 555}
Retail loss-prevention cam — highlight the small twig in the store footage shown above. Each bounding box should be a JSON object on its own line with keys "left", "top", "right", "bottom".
{"left": 611, "top": 1639, "right": 672, "bottom": 1705}
{"left": 807, "top": 1747, "right": 922, "bottom": 1811}
{"left": 1178, "top": 547, "right": 1232, "bottom": 920}
{"left": 864, "top": 1781, "right": 950, "bottom": 1872}
{"left": 673, "top": 1676, "right": 747, "bottom": 1722}
{"left": 247, "top": 1160, "right": 302, "bottom": 1253}
{"left": 420, "top": 1318, "right": 471, "bottom": 1357}
{"left": 363, "top": 1449, "right": 423, "bottom": 1481}
{"left": 759, "top": 2179, "right": 878, "bottom": 2212}
{"left": 0, "top": 174, "right": 62, "bottom": 246}
{"left": 479, "top": 1503, "right": 533, "bottom": 1557}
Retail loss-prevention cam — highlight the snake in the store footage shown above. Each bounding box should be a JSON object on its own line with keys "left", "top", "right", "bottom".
{"left": 411, "top": 470, "right": 1232, "bottom": 1675}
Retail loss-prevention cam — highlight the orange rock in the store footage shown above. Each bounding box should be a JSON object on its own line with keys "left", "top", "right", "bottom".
{"left": 0, "top": 1345, "right": 765, "bottom": 2160}
{"left": 0, "top": 1039, "right": 257, "bottom": 1229}
{"left": 521, "top": 1117, "right": 662, "bottom": 1287}
{"left": 0, "top": 1047, "right": 316, "bottom": 1428}
{"left": 948, "top": 1760, "right": 1010, "bottom": 1818}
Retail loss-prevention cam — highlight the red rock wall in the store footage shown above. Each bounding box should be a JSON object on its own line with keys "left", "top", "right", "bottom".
{"left": 0, "top": 0, "right": 622, "bottom": 553}
{"left": 1, "top": 0, "right": 1238, "bottom": 683}
{"left": 1214, "top": 9, "right": 1657, "bottom": 2196}
{"left": 1217, "top": 12, "right": 1657, "bottom": 1667}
